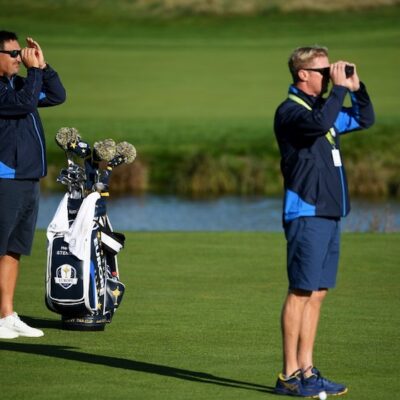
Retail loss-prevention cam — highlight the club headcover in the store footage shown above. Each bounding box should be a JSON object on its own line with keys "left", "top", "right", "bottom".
{"left": 116, "top": 141, "right": 136, "bottom": 164}
{"left": 55, "top": 127, "right": 81, "bottom": 150}
{"left": 93, "top": 139, "right": 117, "bottom": 162}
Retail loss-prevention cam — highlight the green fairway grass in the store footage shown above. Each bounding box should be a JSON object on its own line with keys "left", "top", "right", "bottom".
{"left": 1, "top": 231, "right": 399, "bottom": 399}
{"left": 0, "top": 4, "right": 399, "bottom": 195}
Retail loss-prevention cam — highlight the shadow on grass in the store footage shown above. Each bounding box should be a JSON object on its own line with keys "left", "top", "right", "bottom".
{"left": 0, "top": 341, "right": 275, "bottom": 394}
{"left": 19, "top": 315, "right": 63, "bottom": 330}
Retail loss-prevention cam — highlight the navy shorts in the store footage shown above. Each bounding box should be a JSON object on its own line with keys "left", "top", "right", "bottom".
{"left": 0, "top": 179, "right": 40, "bottom": 256}
{"left": 284, "top": 217, "right": 341, "bottom": 291}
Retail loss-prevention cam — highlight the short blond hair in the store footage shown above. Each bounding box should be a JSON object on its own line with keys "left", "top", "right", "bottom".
{"left": 288, "top": 46, "right": 328, "bottom": 82}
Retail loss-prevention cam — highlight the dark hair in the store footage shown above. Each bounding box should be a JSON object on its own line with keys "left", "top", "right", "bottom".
{"left": 0, "top": 31, "right": 18, "bottom": 50}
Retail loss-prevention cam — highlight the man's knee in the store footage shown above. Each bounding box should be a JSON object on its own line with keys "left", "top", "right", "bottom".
{"left": 286, "top": 289, "right": 328, "bottom": 307}
{"left": 283, "top": 289, "right": 313, "bottom": 311}
{"left": 310, "top": 289, "right": 328, "bottom": 303}
{"left": 0, "top": 252, "right": 21, "bottom": 266}
{"left": 295, "top": 289, "right": 328, "bottom": 312}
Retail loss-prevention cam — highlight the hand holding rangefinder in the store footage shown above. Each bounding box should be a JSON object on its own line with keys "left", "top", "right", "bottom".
{"left": 345, "top": 65, "right": 354, "bottom": 78}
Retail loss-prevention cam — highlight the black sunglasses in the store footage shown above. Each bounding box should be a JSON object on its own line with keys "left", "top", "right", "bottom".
{"left": 0, "top": 49, "right": 21, "bottom": 58}
{"left": 303, "top": 67, "right": 331, "bottom": 78}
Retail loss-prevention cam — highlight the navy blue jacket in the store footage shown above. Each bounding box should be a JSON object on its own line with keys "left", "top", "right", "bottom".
{"left": 274, "top": 83, "right": 374, "bottom": 223}
{"left": 0, "top": 65, "right": 66, "bottom": 179}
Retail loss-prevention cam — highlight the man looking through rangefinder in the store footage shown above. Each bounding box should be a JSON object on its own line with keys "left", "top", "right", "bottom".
{"left": 273, "top": 46, "right": 374, "bottom": 397}
{"left": 0, "top": 31, "right": 66, "bottom": 339}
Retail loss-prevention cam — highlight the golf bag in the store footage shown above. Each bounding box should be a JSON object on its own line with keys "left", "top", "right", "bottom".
{"left": 45, "top": 129, "right": 135, "bottom": 331}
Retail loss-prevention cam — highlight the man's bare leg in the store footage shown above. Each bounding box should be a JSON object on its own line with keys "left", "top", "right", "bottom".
{"left": 297, "top": 289, "right": 328, "bottom": 376}
{"left": 281, "top": 289, "right": 312, "bottom": 376}
{"left": 0, "top": 252, "right": 20, "bottom": 318}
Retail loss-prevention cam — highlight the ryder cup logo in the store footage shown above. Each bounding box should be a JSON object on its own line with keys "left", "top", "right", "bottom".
{"left": 55, "top": 264, "right": 78, "bottom": 289}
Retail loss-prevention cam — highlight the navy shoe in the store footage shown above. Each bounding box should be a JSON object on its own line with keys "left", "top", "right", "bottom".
{"left": 275, "top": 369, "right": 322, "bottom": 397}
{"left": 303, "top": 367, "right": 348, "bottom": 396}
{"left": 275, "top": 369, "right": 303, "bottom": 396}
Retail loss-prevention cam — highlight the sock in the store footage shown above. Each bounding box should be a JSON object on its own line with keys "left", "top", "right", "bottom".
{"left": 302, "top": 365, "right": 314, "bottom": 378}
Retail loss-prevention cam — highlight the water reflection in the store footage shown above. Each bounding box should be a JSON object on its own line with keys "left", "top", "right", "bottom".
{"left": 38, "top": 194, "right": 400, "bottom": 232}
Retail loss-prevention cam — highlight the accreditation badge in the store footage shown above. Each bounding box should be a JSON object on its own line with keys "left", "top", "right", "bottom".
{"left": 331, "top": 149, "right": 342, "bottom": 167}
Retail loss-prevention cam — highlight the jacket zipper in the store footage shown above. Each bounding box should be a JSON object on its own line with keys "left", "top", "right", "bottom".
{"left": 338, "top": 166, "right": 346, "bottom": 217}
{"left": 30, "top": 113, "right": 46, "bottom": 176}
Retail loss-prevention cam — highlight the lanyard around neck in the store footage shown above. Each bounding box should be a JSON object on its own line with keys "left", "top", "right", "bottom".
{"left": 288, "top": 94, "right": 336, "bottom": 147}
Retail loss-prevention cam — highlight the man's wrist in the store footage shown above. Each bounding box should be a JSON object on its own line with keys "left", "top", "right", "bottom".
{"left": 332, "top": 84, "right": 348, "bottom": 93}
{"left": 27, "top": 66, "right": 43, "bottom": 73}
{"left": 349, "top": 84, "right": 361, "bottom": 93}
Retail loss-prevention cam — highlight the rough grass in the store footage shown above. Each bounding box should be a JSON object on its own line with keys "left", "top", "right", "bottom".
{"left": 0, "top": 231, "right": 399, "bottom": 399}
{"left": 1, "top": 5, "right": 399, "bottom": 196}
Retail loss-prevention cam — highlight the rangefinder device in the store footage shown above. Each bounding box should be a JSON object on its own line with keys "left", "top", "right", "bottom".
{"left": 345, "top": 65, "right": 354, "bottom": 78}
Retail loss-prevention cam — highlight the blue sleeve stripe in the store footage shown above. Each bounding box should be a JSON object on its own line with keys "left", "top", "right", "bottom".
{"left": 334, "top": 110, "right": 361, "bottom": 134}
{"left": 334, "top": 93, "right": 362, "bottom": 134}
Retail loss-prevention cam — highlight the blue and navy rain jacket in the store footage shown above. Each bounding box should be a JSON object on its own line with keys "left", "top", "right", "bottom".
{"left": 274, "top": 83, "right": 374, "bottom": 223}
{"left": 0, "top": 65, "right": 66, "bottom": 180}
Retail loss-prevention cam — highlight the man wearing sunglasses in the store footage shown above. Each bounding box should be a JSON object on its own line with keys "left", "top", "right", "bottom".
{"left": 0, "top": 31, "right": 66, "bottom": 339}
{"left": 273, "top": 46, "right": 374, "bottom": 397}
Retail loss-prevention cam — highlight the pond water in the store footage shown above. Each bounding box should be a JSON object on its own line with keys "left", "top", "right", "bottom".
{"left": 38, "top": 194, "right": 400, "bottom": 232}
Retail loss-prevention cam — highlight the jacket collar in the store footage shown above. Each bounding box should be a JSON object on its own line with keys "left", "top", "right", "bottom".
{"left": 0, "top": 75, "right": 15, "bottom": 87}
{"left": 288, "top": 85, "right": 321, "bottom": 108}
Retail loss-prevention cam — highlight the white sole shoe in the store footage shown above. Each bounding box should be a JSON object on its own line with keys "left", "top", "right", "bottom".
{"left": 0, "top": 326, "right": 19, "bottom": 339}
{"left": 0, "top": 313, "right": 44, "bottom": 338}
